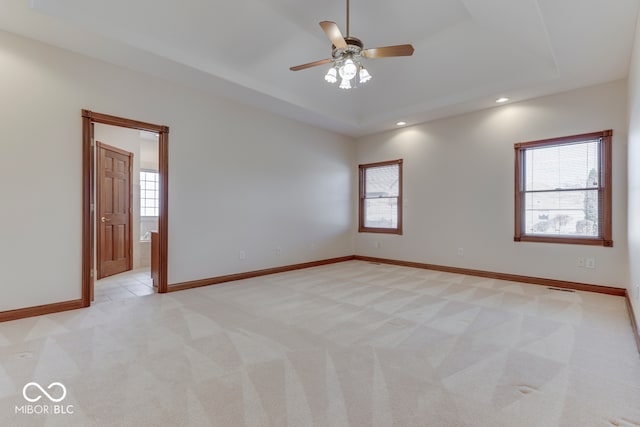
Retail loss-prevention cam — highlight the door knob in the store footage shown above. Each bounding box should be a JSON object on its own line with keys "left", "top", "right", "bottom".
{"left": 101, "top": 217, "right": 111, "bottom": 223}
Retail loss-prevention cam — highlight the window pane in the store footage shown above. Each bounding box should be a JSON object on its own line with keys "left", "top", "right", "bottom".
{"left": 365, "top": 164, "right": 399, "bottom": 197}
{"left": 525, "top": 141, "right": 599, "bottom": 191}
{"left": 139, "top": 170, "right": 159, "bottom": 217}
{"left": 364, "top": 198, "right": 398, "bottom": 229}
{"left": 524, "top": 189, "right": 599, "bottom": 236}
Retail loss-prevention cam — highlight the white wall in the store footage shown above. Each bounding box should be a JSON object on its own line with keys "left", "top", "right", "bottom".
{"left": 168, "top": 101, "right": 355, "bottom": 283}
{"left": 356, "top": 80, "right": 629, "bottom": 288}
{"left": 0, "top": 30, "right": 354, "bottom": 311}
{"left": 140, "top": 138, "right": 159, "bottom": 171}
{"left": 628, "top": 6, "right": 640, "bottom": 324}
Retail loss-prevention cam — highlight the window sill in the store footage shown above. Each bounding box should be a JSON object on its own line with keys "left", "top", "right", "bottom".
{"left": 359, "top": 227, "right": 403, "bottom": 235}
{"left": 514, "top": 235, "right": 613, "bottom": 247}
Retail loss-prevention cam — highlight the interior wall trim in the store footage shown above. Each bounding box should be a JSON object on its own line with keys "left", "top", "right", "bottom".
{"left": 354, "top": 255, "right": 626, "bottom": 296}
{"left": 0, "top": 299, "right": 84, "bottom": 323}
{"left": 625, "top": 290, "right": 640, "bottom": 354}
{"left": 168, "top": 256, "right": 356, "bottom": 292}
{"left": 2, "top": 255, "right": 632, "bottom": 333}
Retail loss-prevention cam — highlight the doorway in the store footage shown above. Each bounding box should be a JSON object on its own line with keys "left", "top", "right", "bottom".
{"left": 82, "top": 110, "right": 169, "bottom": 307}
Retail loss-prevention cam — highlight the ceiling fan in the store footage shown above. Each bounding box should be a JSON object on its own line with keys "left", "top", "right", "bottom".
{"left": 289, "top": 0, "right": 415, "bottom": 89}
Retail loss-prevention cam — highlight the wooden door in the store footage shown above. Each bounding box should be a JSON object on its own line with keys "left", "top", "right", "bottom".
{"left": 97, "top": 142, "right": 133, "bottom": 279}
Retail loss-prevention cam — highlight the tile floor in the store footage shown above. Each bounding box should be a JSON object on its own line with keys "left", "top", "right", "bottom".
{"left": 93, "top": 268, "right": 154, "bottom": 303}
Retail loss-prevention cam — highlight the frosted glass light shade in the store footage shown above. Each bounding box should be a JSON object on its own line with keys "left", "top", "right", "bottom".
{"left": 324, "top": 67, "right": 337, "bottom": 83}
{"left": 359, "top": 68, "right": 372, "bottom": 83}
{"left": 338, "top": 59, "right": 358, "bottom": 80}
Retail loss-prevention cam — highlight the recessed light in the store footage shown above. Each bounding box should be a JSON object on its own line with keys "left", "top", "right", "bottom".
{"left": 496, "top": 97, "right": 509, "bottom": 103}
{"left": 396, "top": 121, "right": 407, "bottom": 126}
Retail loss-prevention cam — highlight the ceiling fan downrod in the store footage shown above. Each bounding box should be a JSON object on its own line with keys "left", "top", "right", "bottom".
{"left": 346, "top": 0, "right": 350, "bottom": 37}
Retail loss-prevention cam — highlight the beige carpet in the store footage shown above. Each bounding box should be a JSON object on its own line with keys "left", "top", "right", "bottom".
{"left": 1, "top": 260, "right": 639, "bottom": 426}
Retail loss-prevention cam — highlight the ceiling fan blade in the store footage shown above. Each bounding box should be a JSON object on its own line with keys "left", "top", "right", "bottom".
{"left": 319, "top": 21, "right": 347, "bottom": 49}
{"left": 290, "top": 58, "right": 333, "bottom": 71}
{"left": 361, "top": 44, "right": 415, "bottom": 58}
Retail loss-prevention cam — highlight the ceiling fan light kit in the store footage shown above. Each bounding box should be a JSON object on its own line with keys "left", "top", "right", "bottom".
{"left": 328, "top": 58, "right": 368, "bottom": 89}
{"left": 290, "top": 0, "right": 414, "bottom": 90}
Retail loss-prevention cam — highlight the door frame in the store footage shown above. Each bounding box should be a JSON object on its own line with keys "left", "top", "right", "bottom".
{"left": 96, "top": 141, "right": 134, "bottom": 279}
{"left": 82, "top": 110, "right": 169, "bottom": 307}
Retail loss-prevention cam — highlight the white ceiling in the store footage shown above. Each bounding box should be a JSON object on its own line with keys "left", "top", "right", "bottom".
{"left": 1, "top": 0, "right": 638, "bottom": 137}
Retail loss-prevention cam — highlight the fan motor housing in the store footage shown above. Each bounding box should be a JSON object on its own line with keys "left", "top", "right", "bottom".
{"left": 332, "top": 36, "right": 363, "bottom": 58}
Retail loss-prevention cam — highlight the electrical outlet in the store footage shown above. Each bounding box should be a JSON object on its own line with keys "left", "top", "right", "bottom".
{"left": 275, "top": 246, "right": 282, "bottom": 256}
{"left": 577, "top": 257, "right": 585, "bottom": 267}
{"left": 585, "top": 257, "right": 595, "bottom": 269}
{"left": 457, "top": 248, "right": 464, "bottom": 256}
{"left": 374, "top": 241, "right": 381, "bottom": 248}
{"left": 239, "top": 250, "right": 246, "bottom": 260}
{"left": 636, "top": 285, "right": 640, "bottom": 300}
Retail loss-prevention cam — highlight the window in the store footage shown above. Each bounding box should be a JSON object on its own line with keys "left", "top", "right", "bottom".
{"left": 514, "top": 130, "right": 612, "bottom": 246}
{"left": 359, "top": 159, "right": 403, "bottom": 234}
{"left": 140, "top": 170, "right": 159, "bottom": 217}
